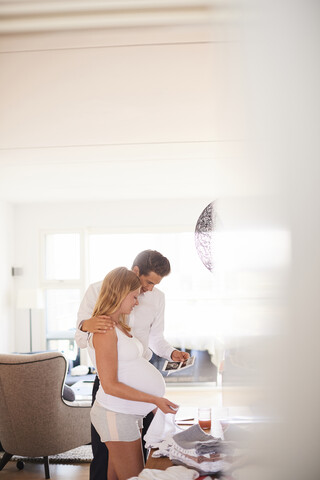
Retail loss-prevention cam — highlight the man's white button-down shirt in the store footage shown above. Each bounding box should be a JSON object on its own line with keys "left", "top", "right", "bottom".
{"left": 75, "top": 281, "right": 174, "bottom": 367}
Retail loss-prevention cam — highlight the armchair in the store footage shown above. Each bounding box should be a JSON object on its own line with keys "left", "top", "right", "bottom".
{"left": 0, "top": 351, "right": 91, "bottom": 478}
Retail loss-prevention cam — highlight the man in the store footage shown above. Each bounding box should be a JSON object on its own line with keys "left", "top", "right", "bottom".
{"left": 75, "top": 250, "right": 189, "bottom": 480}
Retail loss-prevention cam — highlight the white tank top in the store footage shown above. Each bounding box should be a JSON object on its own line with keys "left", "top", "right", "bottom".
{"left": 96, "top": 328, "right": 166, "bottom": 415}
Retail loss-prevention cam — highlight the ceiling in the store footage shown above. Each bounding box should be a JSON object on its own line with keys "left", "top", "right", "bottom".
{"left": 0, "top": 1, "right": 272, "bottom": 204}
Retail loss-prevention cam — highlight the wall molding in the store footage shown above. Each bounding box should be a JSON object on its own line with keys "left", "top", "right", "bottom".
{"left": 0, "top": 0, "right": 228, "bottom": 34}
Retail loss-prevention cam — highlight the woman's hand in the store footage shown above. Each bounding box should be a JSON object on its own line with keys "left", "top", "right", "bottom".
{"left": 81, "top": 315, "right": 115, "bottom": 333}
{"left": 155, "top": 397, "right": 179, "bottom": 414}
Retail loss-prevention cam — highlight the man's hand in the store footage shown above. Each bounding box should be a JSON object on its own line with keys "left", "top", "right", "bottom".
{"left": 171, "top": 350, "right": 190, "bottom": 362}
{"left": 80, "top": 315, "right": 115, "bottom": 333}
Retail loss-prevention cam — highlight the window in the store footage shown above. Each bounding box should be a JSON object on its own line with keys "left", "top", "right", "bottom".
{"left": 88, "top": 230, "right": 290, "bottom": 355}
{"left": 41, "top": 229, "right": 290, "bottom": 365}
{"left": 42, "top": 232, "right": 82, "bottom": 359}
{"left": 46, "top": 289, "right": 81, "bottom": 336}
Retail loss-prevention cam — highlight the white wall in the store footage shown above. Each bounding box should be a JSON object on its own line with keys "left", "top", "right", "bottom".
{"left": 0, "top": 13, "right": 252, "bottom": 205}
{"left": 0, "top": 201, "right": 14, "bottom": 353}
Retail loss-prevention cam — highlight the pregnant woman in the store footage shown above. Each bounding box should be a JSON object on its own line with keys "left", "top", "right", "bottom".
{"left": 89, "top": 267, "right": 178, "bottom": 480}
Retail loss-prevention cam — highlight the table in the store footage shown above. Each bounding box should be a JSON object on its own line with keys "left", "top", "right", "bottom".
{"left": 145, "top": 451, "right": 173, "bottom": 470}
{"left": 145, "top": 449, "right": 220, "bottom": 479}
{"left": 66, "top": 372, "right": 96, "bottom": 387}
{"left": 145, "top": 409, "right": 260, "bottom": 478}
{"left": 70, "top": 379, "right": 94, "bottom": 401}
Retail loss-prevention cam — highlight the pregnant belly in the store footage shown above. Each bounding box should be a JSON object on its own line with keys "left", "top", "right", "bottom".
{"left": 118, "top": 357, "right": 165, "bottom": 398}
{"left": 97, "top": 357, "right": 166, "bottom": 416}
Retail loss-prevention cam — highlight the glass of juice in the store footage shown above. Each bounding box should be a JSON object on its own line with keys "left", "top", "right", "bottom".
{"left": 198, "top": 407, "right": 211, "bottom": 431}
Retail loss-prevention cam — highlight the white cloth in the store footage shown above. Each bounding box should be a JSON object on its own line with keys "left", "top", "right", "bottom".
{"left": 146, "top": 425, "right": 230, "bottom": 475}
{"left": 148, "top": 437, "right": 174, "bottom": 459}
{"left": 91, "top": 328, "right": 165, "bottom": 416}
{"left": 169, "top": 441, "right": 227, "bottom": 474}
{"left": 143, "top": 409, "right": 183, "bottom": 449}
{"left": 128, "top": 465, "right": 200, "bottom": 480}
{"left": 75, "top": 281, "right": 174, "bottom": 365}
{"left": 168, "top": 425, "right": 229, "bottom": 475}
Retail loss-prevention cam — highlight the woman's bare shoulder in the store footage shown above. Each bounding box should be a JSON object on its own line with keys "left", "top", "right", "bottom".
{"left": 93, "top": 328, "right": 117, "bottom": 347}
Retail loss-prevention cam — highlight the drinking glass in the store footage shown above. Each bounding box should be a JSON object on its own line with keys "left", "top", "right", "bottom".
{"left": 198, "top": 407, "right": 211, "bottom": 431}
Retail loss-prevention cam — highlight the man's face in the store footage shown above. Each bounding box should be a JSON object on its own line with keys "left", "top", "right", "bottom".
{"left": 138, "top": 271, "right": 163, "bottom": 293}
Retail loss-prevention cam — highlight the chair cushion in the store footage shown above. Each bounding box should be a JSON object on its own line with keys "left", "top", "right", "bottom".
{"left": 62, "top": 384, "right": 75, "bottom": 402}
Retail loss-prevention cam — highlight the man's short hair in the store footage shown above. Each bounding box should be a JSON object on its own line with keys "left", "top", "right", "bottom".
{"left": 132, "top": 250, "right": 171, "bottom": 278}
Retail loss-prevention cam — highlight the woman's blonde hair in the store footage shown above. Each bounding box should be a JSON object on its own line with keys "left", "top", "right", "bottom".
{"left": 92, "top": 267, "right": 141, "bottom": 332}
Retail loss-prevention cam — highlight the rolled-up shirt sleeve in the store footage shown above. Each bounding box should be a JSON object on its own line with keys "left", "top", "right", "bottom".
{"left": 148, "top": 292, "right": 174, "bottom": 361}
{"left": 75, "top": 282, "right": 101, "bottom": 349}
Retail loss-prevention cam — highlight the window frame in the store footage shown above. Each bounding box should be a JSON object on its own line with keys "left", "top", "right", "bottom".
{"left": 40, "top": 229, "right": 86, "bottom": 346}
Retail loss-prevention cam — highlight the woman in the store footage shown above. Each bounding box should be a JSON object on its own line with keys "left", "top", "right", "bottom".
{"left": 89, "top": 267, "right": 178, "bottom": 480}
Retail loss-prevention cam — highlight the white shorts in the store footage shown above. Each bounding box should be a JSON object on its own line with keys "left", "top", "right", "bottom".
{"left": 91, "top": 401, "right": 144, "bottom": 442}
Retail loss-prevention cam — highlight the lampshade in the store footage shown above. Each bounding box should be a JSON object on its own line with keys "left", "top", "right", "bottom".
{"left": 194, "top": 201, "right": 216, "bottom": 273}
{"left": 16, "top": 289, "right": 44, "bottom": 310}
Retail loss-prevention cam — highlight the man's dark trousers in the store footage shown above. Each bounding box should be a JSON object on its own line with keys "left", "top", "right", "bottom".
{"left": 90, "top": 376, "right": 154, "bottom": 480}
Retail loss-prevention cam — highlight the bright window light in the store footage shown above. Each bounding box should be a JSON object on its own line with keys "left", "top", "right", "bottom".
{"left": 213, "top": 230, "right": 291, "bottom": 271}
{"left": 46, "top": 288, "right": 80, "bottom": 336}
{"left": 42, "top": 229, "right": 290, "bottom": 362}
{"left": 88, "top": 230, "right": 290, "bottom": 345}
{"left": 88, "top": 232, "right": 213, "bottom": 295}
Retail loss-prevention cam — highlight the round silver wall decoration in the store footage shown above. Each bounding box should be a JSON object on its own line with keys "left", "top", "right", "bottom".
{"left": 194, "top": 201, "right": 216, "bottom": 272}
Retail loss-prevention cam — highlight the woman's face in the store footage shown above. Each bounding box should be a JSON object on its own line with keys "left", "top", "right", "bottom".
{"left": 119, "top": 287, "right": 140, "bottom": 315}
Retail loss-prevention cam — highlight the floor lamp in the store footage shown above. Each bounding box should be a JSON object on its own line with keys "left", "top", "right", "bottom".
{"left": 17, "top": 289, "right": 44, "bottom": 353}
